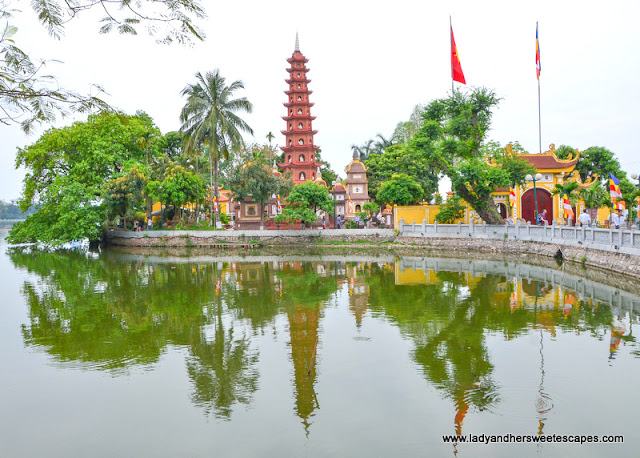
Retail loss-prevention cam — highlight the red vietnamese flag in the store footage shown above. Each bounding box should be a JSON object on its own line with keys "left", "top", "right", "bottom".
{"left": 451, "top": 26, "right": 466, "bottom": 84}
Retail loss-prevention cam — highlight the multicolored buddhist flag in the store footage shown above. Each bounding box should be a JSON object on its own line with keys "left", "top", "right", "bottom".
{"left": 213, "top": 196, "right": 219, "bottom": 213}
{"left": 637, "top": 196, "right": 640, "bottom": 219}
{"left": 609, "top": 173, "right": 622, "bottom": 199}
{"left": 451, "top": 25, "right": 466, "bottom": 84}
{"left": 562, "top": 193, "right": 574, "bottom": 218}
{"left": 509, "top": 186, "right": 517, "bottom": 208}
{"left": 609, "top": 172, "right": 622, "bottom": 209}
{"left": 276, "top": 194, "right": 282, "bottom": 214}
{"left": 347, "top": 193, "right": 354, "bottom": 214}
{"left": 535, "top": 23, "right": 541, "bottom": 80}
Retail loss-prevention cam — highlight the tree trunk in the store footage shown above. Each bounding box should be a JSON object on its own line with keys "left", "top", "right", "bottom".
{"left": 456, "top": 186, "right": 503, "bottom": 224}
{"left": 145, "top": 148, "right": 152, "bottom": 224}
{"left": 195, "top": 155, "right": 200, "bottom": 224}
{"left": 259, "top": 202, "right": 264, "bottom": 230}
{"left": 213, "top": 155, "right": 220, "bottom": 227}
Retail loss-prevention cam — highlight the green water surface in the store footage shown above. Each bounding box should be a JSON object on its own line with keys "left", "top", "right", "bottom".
{"left": 1, "top": 231, "right": 638, "bottom": 457}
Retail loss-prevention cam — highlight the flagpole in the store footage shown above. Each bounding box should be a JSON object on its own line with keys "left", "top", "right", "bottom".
{"left": 537, "top": 21, "right": 542, "bottom": 154}
{"left": 450, "top": 16, "right": 454, "bottom": 93}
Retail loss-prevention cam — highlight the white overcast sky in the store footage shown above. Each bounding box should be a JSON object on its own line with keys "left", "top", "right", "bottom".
{"left": 2, "top": 0, "right": 640, "bottom": 201}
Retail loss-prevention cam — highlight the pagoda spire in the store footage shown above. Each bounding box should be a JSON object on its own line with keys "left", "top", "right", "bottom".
{"left": 279, "top": 36, "right": 321, "bottom": 184}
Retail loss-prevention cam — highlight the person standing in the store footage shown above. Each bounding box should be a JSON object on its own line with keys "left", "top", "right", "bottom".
{"left": 336, "top": 215, "right": 342, "bottom": 229}
{"left": 322, "top": 215, "right": 326, "bottom": 230}
{"left": 147, "top": 217, "right": 153, "bottom": 231}
{"left": 577, "top": 209, "right": 591, "bottom": 227}
{"left": 537, "top": 209, "right": 548, "bottom": 226}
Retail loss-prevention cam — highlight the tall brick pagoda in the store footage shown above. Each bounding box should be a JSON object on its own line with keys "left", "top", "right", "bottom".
{"left": 279, "top": 33, "right": 322, "bottom": 184}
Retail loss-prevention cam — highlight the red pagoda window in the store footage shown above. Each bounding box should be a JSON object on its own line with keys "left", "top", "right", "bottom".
{"left": 297, "top": 109, "right": 303, "bottom": 114}
{"left": 287, "top": 155, "right": 292, "bottom": 162}
{"left": 298, "top": 122, "right": 303, "bottom": 129}
{"left": 297, "top": 84, "right": 301, "bottom": 89}
{"left": 298, "top": 139, "right": 304, "bottom": 145}
{"left": 289, "top": 140, "right": 292, "bottom": 146}
{"left": 299, "top": 172, "right": 306, "bottom": 180}
{"left": 299, "top": 154, "right": 305, "bottom": 161}
{"left": 297, "top": 73, "right": 300, "bottom": 77}
{"left": 297, "top": 96, "right": 302, "bottom": 101}
{"left": 289, "top": 123, "right": 292, "bottom": 129}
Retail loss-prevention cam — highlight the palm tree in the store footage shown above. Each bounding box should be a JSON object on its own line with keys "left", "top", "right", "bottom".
{"left": 266, "top": 132, "right": 275, "bottom": 146}
{"left": 373, "top": 133, "right": 393, "bottom": 154}
{"left": 551, "top": 181, "right": 580, "bottom": 223}
{"left": 180, "top": 69, "right": 253, "bottom": 225}
{"left": 579, "top": 182, "right": 609, "bottom": 224}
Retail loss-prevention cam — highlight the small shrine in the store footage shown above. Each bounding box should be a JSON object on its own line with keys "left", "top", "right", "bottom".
{"left": 278, "top": 33, "right": 322, "bottom": 184}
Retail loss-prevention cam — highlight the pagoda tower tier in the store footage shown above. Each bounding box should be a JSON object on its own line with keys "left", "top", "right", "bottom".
{"left": 279, "top": 33, "right": 323, "bottom": 185}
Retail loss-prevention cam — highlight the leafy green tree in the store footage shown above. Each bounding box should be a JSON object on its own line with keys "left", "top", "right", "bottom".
{"left": 355, "top": 202, "right": 380, "bottom": 226}
{"left": 147, "top": 163, "right": 203, "bottom": 223}
{"left": 226, "top": 157, "right": 292, "bottom": 227}
{"left": 9, "top": 111, "right": 160, "bottom": 244}
{"left": 180, "top": 69, "right": 253, "bottom": 226}
{"left": 161, "top": 131, "right": 185, "bottom": 159}
{"left": 103, "top": 165, "right": 149, "bottom": 228}
{"left": 1, "top": 1, "right": 205, "bottom": 132}
{"left": 375, "top": 173, "right": 424, "bottom": 206}
{"left": 282, "top": 181, "right": 333, "bottom": 228}
{"left": 411, "top": 88, "right": 511, "bottom": 224}
{"left": 435, "top": 196, "right": 466, "bottom": 223}
{"left": 555, "top": 145, "right": 625, "bottom": 184}
{"left": 364, "top": 143, "right": 438, "bottom": 201}
{"left": 391, "top": 104, "right": 424, "bottom": 144}
{"left": 482, "top": 141, "right": 536, "bottom": 187}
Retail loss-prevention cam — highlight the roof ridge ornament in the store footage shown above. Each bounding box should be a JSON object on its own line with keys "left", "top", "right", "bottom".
{"left": 295, "top": 31, "right": 300, "bottom": 52}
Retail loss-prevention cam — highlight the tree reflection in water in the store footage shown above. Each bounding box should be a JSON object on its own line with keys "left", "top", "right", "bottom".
{"left": 9, "top": 248, "right": 636, "bottom": 431}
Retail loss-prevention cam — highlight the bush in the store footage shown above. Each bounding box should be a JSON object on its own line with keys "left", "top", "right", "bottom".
{"left": 435, "top": 197, "right": 466, "bottom": 223}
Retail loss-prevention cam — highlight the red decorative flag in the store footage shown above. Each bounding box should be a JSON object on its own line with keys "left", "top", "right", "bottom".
{"left": 535, "top": 23, "right": 541, "bottom": 80}
{"left": 451, "top": 26, "right": 466, "bottom": 84}
{"left": 213, "top": 196, "right": 218, "bottom": 213}
{"left": 563, "top": 193, "right": 574, "bottom": 218}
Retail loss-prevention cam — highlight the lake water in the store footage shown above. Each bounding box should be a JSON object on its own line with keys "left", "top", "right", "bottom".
{"left": 1, "top": 229, "right": 639, "bottom": 457}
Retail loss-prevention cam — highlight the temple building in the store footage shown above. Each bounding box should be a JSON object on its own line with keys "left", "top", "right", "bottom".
{"left": 497, "top": 144, "right": 597, "bottom": 224}
{"left": 343, "top": 150, "right": 370, "bottom": 218}
{"left": 279, "top": 33, "right": 322, "bottom": 184}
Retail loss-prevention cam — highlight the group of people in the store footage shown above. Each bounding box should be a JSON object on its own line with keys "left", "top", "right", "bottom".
{"left": 126, "top": 218, "right": 153, "bottom": 231}
{"left": 535, "top": 208, "right": 626, "bottom": 229}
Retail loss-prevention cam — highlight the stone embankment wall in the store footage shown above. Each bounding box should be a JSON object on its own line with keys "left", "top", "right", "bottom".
{"left": 104, "top": 225, "right": 640, "bottom": 279}
{"left": 394, "top": 237, "right": 640, "bottom": 279}
{"left": 104, "top": 229, "right": 396, "bottom": 248}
